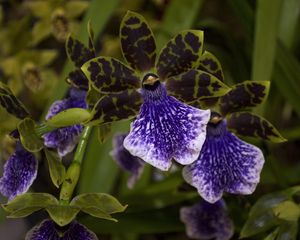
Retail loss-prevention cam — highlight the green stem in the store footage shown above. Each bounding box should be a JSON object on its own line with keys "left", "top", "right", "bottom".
{"left": 59, "top": 126, "right": 92, "bottom": 203}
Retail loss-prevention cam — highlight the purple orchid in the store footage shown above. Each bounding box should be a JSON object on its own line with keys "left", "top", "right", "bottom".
{"left": 111, "top": 133, "right": 144, "bottom": 188}
{"left": 26, "top": 219, "right": 98, "bottom": 240}
{"left": 43, "top": 88, "right": 87, "bottom": 157}
{"left": 0, "top": 144, "right": 38, "bottom": 201}
{"left": 180, "top": 200, "right": 234, "bottom": 240}
{"left": 183, "top": 113, "right": 265, "bottom": 203}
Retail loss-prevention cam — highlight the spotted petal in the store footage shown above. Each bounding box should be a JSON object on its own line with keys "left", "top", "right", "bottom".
{"left": 88, "top": 89, "right": 143, "bottom": 125}
{"left": 82, "top": 57, "right": 141, "bottom": 93}
{"left": 156, "top": 30, "right": 203, "bottom": 80}
{"left": 220, "top": 81, "right": 270, "bottom": 115}
{"left": 183, "top": 120, "right": 264, "bottom": 203}
{"left": 111, "top": 133, "right": 144, "bottom": 188}
{"left": 124, "top": 84, "right": 210, "bottom": 171}
{"left": 180, "top": 200, "right": 234, "bottom": 240}
{"left": 67, "top": 69, "right": 89, "bottom": 91}
{"left": 165, "top": 69, "right": 230, "bottom": 103}
{"left": 120, "top": 11, "right": 156, "bottom": 72}
{"left": 25, "top": 219, "right": 98, "bottom": 240}
{"left": 0, "top": 146, "right": 38, "bottom": 201}
{"left": 198, "top": 50, "right": 224, "bottom": 81}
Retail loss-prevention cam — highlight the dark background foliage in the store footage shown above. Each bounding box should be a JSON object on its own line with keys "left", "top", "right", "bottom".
{"left": 0, "top": 0, "right": 299, "bottom": 239}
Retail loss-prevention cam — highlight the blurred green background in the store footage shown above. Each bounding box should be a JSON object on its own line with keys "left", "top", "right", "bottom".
{"left": 0, "top": 0, "right": 299, "bottom": 239}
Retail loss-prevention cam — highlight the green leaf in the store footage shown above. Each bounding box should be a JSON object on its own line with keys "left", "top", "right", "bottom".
{"left": 252, "top": 0, "right": 282, "bottom": 80}
{"left": 46, "top": 108, "right": 91, "bottom": 127}
{"left": 81, "top": 57, "right": 140, "bottom": 93}
{"left": 88, "top": 90, "right": 142, "bottom": 126}
{"left": 227, "top": 112, "right": 287, "bottom": 143}
{"left": 156, "top": 30, "right": 204, "bottom": 80}
{"left": 240, "top": 192, "right": 288, "bottom": 238}
{"left": 0, "top": 82, "right": 30, "bottom": 119}
{"left": 64, "top": 1, "right": 89, "bottom": 19}
{"left": 66, "top": 35, "right": 95, "bottom": 68}
{"left": 220, "top": 81, "right": 270, "bottom": 115}
{"left": 46, "top": 205, "right": 80, "bottom": 226}
{"left": 273, "top": 201, "right": 300, "bottom": 222}
{"left": 18, "top": 118, "right": 44, "bottom": 152}
{"left": 165, "top": 69, "right": 230, "bottom": 104}
{"left": 44, "top": 148, "right": 66, "bottom": 188}
{"left": 198, "top": 50, "right": 224, "bottom": 81}
{"left": 98, "top": 123, "right": 112, "bottom": 144}
{"left": 277, "top": 221, "right": 298, "bottom": 240}
{"left": 120, "top": 11, "right": 156, "bottom": 73}
{"left": 71, "top": 193, "right": 127, "bottom": 221}
{"left": 2, "top": 193, "right": 58, "bottom": 217}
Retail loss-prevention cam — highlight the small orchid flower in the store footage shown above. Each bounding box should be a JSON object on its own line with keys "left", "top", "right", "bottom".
{"left": 26, "top": 219, "right": 98, "bottom": 240}
{"left": 82, "top": 11, "right": 230, "bottom": 171}
{"left": 180, "top": 200, "right": 234, "bottom": 240}
{"left": 111, "top": 133, "right": 144, "bottom": 188}
{"left": 0, "top": 144, "right": 38, "bottom": 201}
{"left": 183, "top": 113, "right": 265, "bottom": 203}
{"left": 43, "top": 88, "right": 87, "bottom": 157}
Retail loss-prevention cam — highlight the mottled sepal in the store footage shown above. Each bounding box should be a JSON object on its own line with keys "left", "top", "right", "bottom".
{"left": 25, "top": 219, "right": 98, "bottom": 240}
{"left": 97, "top": 123, "right": 112, "bottom": 144}
{"left": 183, "top": 118, "right": 265, "bottom": 203}
{"left": 124, "top": 83, "right": 210, "bottom": 171}
{"left": 0, "top": 147, "right": 38, "bottom": 201}
{"left": 180, "top": 200, "right": 234, "bottom": 240}
{"left": 120, "top": 11, "right": 156, "bottom": 72}
{"left": 220, "top": 81, "right": 270, "bottom": 115}
{"left": 18, "top": 118, "right": 44, "bottom": 152}
{"left": 111, "top": 133, "right": 144, "bottom": 188}
{"left": 198, "top": 50, "right": 224, "bottom": 81}
{"left": 156, "top": 30, "right": 203, "bottom": 80}
{"left": 0, "top": 82, "right": 30, "bottom": 119}
{"left": 227, "top": 112, "right": 287, "bottom": 143}
{"left": 88, "top": 90, "right": 143, "bottom": 125}
{"left": 66, "top": 35, "right": 95, "bottom": 68}
{"left": 67, "top": 69, "right": 89, "bottom": 91}
{"left": 82, "top": 57, "right": 141, "bottom": 93}
{"left": 165, "top": 69, "right": 230, "bottom": 103}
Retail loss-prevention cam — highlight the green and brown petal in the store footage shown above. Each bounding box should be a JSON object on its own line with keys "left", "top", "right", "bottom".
{"left": 198, "top": 51, "right": 224, "bottom": 81}
{"left": 82, "top": 57, "right": 141, "bottom": 93}
{"left": 66, "top": 35, "right": 95, "bottom": 68}
{"left": 88, "top": 89, "right": 142, "bottom": 125}
{"left": 67, "top": 69, "right": 89, "bottom": 91}
{"left": 156, "top": 30, "right": 203, "bottom": 80}
{"left": 165, "top": 69, "right": 230, "bottom": 103}
{"left": 227, "top": 112, "right": 286, "bottom": 143}
{"left": 220, "top": 81, "right": 270, "bottom": 116}
{"left": 0, "top": 82, "right": 30, "bottom": 119}
{"left": 120, "top": 11, "right": 156, "bottom": 73}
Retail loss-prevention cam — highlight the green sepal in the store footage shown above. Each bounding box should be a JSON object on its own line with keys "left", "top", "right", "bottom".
{"left": 240, "top": 192, "right": 288, "bottom": 238}
{"left": 0, "top": 82, "right": 30, "bottom": 119}
{"left": 97, "top": 123, "right": 112, "bottom": 144}
{"left": 156, "top": 30, "right": 204, "bottom": 80}
{"left": 66, "top": 35, "right": 95, "bottom": 68}
{"left": 272, "top": 200, "right": 300, "bottom": 222}
{"left": 70, "top": 193, "right": 127, "bottom": 222}
{"left": 276, "top": 221, "right": 298, "bottom": 240}
{"left": 120, "top": 11, "right": 157, "bottom": 72}
{"left": 87, "top": 89, "right": 142, "bottom": 126}
{"left": 197, "top": 50, "right": 224, "bottom": 81}
{"left": 165, "top": 69, "right": 230, "bottom": 103}
{"left": 227, "top": 112, "right": 287, "bottom": 143}
{"left": 81, "top": 57, "right": 140, "bottom": 93}
{"left": 220, "top": 81, "right": 270, "bottom": 115}
{"left": 18, "top": 118, "right": 44, "bottom": 152}
{"left": 2, "top": 193, "right": 58, "bottom": 218}
{"left": 46, "top": 205, "right": 80, "bottom": 226}
{"left": 46, "top": 108, "right": 91, "bottom": 127}
{"left": 44, "top": 148, "right": 66, "bottom": 188}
